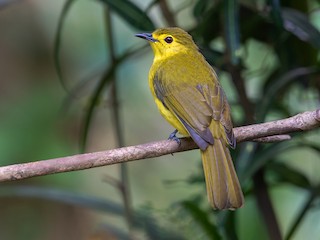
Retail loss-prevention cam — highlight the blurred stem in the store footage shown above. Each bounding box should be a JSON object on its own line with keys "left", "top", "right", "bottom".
{"left": 54, "top": 0, "right": 77, "bottom": 92}
{"left": 226, "top": 64, "right": 255, "bottom": 124}
{"left": 223, "top": 211, "right": 238, "bottom": 240}
{"left": 158, "top": 0, "right": 176, "bottom": 26}
{"left": 225, "top": 37, "right": 281, "bottom": 239}
{"left": 267, "top": 0, "right": 283, "bottom": 29}
{"left": 253, "top": 168, "right": 282, "bottom": 240}
{"left": 104, "top": 8, "right": 133, "bottom": 235}
{"left": 285, "top": 186, "right": 319, "bottom": 240}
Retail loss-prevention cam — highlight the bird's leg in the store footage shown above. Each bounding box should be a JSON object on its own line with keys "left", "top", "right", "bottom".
{"left": 168, "top": 129, "right": 181, "bottom": 145}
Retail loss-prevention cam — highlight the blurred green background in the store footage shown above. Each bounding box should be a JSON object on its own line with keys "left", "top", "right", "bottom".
{"left": 0, "top": 0, "right": 319, "bottom": 239}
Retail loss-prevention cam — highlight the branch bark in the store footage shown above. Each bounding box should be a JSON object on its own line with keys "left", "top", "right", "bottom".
{"left": 0, "top": 109, "right": 319, "bottom": 182}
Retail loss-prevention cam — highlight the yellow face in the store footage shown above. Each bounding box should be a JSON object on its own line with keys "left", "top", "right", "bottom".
{"left": 150, "top": 33, "right": 185, "bottom": 60}
{"left": 135, "top": 27, "right": 198, "bottom": 61}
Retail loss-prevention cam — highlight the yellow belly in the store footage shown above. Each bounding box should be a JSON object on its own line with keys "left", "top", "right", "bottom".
{"left": 149, "top": 60, "right": 189, "bottom": 136}
{"left": 154, "top": 98, "right": 189, "bottom": 136}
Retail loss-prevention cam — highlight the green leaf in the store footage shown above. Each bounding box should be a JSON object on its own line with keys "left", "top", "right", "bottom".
{"left": 145, "top": 0, "right": 158, "bottom": 13}
{"left": 285, "top": 188, "right": 319, "bottom": 240}
{"left": 258, "top": 67, "right": 320, "bottom": 121}
{"left": 236, "top": 142, "right": 259, "bottom": 182}
{"left": 98, "top": 0, "right": 155, "bottom": 31}
{"left": 80, "top": 46, "right": 143, "bottom": 151}
{"left": 282, "top": 7, "right": 320, "bottom": 49}
{"left": 244, "top": 140, "right": 320, "bottom": 183}
{"left": 243, "top": 141, "right": 301, "bottom": 182}
{"left": 0, "top": 185, "right": 185, "bottom": 239}
{"left": 224, "top": 0, "right": 240, "bottom": 65}
{"left": 54, "top": 0, "right": 77, "bottom": 91}
{"left": 200, "top": 46, "right": 224, "bottom": 67}
{"left": 267, "top": 0, "right": 283, "bottom": 28}
{"left": 80, "top": 67, "right": 114, "bottom": 152}
{"left": 268, "top": 161, "right": 311, "bottom": 189}
{"left": 193, "top": 3, "right": 222, "bottom": 44}
{"left": 219, "top": 211, "right": 239, "bottom": 240}
{"left": 181, "top": 200, "right": 222, "bottom": 239}
{"left": 0, "top": 185, "right": 124, "bottom": 215}
{"left": 193, "top": 0, "right": 209, "bottom": 20}
{"left": 306, "top": 142, "right": 320, "bottom": 153}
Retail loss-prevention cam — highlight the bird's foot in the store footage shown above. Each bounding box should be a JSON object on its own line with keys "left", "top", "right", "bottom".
{"left": 168, "top": 129, "right": 181, "bottom": 145}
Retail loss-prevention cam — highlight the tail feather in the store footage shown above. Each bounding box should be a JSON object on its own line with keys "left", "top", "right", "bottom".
{"left": 201, "top": 138, "right": 244, "bottom": 210}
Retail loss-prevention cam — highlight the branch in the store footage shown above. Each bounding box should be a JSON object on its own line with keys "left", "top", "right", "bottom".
{"left": 0, "top": 109, "right": 319, "bottom": 182}
{"left": 158, "top": 0, "right": 176, "bottom": 26}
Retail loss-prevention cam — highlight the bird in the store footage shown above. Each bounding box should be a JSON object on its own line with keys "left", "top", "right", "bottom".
{"left": 135, "top": 27, "right": 244, "bottom": 210}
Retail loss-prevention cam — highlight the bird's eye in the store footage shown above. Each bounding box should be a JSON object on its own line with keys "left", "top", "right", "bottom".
{"left": 164, "top": 36, "right": 173, "bottom": 44}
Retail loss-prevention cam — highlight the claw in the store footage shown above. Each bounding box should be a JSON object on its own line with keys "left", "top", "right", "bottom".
{"left": 168, "top": 129, "right": 181, "bottom": 145}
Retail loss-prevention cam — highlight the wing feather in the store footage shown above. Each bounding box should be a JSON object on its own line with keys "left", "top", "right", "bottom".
{"left": 153, "top": 67, "right": 235, "bottom": 149}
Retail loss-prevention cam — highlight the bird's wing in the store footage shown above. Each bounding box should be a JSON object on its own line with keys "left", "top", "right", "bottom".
{"left": 154, "top": 72, "right": 235, "bottom": 150}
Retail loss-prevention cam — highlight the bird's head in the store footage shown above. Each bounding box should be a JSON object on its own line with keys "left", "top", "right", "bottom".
{"left": 135, "top": 27, "right": 198, "bottom": 60}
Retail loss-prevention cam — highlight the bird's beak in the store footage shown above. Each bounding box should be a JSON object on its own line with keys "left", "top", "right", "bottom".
{"left": 135, "top": 33, "right": 158, "bottom": 42}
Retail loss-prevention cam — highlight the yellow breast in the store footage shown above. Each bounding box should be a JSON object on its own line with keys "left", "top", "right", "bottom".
{"left": 148, "top": 60, "right": 189, "bottom": 136}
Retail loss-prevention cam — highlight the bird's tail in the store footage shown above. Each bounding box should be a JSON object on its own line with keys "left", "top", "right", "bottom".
{"left": 200, "top": 137, "right": 244, "bottom": 210}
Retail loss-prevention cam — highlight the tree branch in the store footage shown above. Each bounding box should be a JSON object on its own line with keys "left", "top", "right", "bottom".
{"left": 0, "top": 109, "right": 319, "bottom": 182}
{"left": 158, "top": 0, "right": 176, "bottom": 26}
